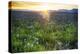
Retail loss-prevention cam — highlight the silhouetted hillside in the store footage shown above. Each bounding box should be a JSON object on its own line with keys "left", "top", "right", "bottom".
{"left": 9, "top": 9, "right": 78, "bottom": 24}
{"left": 49, "top": 9, "right": 78, "bottom": 25}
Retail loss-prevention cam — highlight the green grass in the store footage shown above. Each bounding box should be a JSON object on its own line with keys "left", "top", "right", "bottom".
{"left": 11, "top": 18, "right": 78, "bottom": 52}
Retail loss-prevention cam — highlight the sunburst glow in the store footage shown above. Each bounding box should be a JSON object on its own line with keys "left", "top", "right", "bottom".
{"left": 39, "top": 3, "right": 50, "bottom": 22}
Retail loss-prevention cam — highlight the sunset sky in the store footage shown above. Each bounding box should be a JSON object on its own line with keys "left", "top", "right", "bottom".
{"left": 9, "top": 1, "right": 78, "bottom": 11}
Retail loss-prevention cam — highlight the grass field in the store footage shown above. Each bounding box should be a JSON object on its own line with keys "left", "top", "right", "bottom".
{"left": 10, "top": 9, "right": 78, "bottom": 52}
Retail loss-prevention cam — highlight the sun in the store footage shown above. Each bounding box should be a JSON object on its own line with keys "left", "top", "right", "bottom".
{"left": 40, "top": 3, "right": 49, "bottom": 10}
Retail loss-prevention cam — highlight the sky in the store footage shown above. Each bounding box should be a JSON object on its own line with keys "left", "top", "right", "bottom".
{"left": 9, "top": 1, "right": 78, "bottom": 11}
